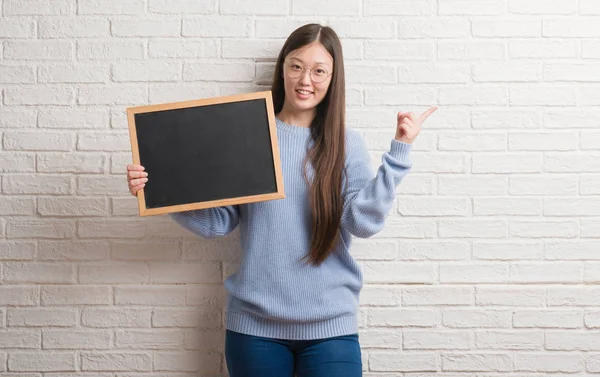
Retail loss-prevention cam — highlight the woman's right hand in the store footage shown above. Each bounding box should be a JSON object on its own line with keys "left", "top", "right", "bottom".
{"left": 126, "top": 164, "right": 148, "bottom": 196}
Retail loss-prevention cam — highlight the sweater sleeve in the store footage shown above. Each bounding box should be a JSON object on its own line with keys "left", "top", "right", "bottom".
{"left": 340, "top": 130, "right": 412, "bottom": 238}
{"left": 169, "top": 205, "right": 240, "bottom": 238}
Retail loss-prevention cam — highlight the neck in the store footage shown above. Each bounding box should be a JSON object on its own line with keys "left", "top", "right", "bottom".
{"left": 276, "top": 104, "right": 316, "bottom": 128}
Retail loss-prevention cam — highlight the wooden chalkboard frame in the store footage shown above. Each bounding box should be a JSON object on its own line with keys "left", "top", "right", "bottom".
{"left": 126, "top": 91, "right": 285, "bottom": 217}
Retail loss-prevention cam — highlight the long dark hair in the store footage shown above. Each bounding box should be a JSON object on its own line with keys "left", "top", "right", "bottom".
{"left": 271, "top": 24, "right": 346, "bottom": 266}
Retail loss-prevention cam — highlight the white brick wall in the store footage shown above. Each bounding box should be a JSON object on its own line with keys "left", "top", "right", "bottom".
{"left": 0, "top": 0, "right": 598, "bottom": 375}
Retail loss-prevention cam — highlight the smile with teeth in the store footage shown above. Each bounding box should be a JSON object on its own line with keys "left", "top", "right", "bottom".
{"left": 296, "top": 89, "right": 313, "bottom": 95}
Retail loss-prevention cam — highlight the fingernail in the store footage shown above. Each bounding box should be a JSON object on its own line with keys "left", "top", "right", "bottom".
{"left": 144, "top": 172, "right": 148, "bottom": 177}
{"left": 143, "top": 178, "right": 148, "bottom": 182}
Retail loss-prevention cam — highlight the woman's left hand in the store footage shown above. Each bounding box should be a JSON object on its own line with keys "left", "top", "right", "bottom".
{"left": 395, "top": 106, "right": 438, "bottom": 144}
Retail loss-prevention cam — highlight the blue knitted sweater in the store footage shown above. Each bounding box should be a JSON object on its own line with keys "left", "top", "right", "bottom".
{"left": 171, "top": 117, "right": 412, "bottom": 340}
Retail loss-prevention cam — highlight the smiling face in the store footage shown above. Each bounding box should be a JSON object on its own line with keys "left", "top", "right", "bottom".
{"left": 281, "top": 41, "right": 334, "bottom": 116}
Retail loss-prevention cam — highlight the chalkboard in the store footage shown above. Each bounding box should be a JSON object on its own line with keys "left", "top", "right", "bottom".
{"left": 126, "top": 91, "right": 284, "bottom": 216}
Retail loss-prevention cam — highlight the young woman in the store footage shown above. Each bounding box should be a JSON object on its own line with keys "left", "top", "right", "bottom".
{"left": 127, "top": 23, "right": 436, "bottom": 377}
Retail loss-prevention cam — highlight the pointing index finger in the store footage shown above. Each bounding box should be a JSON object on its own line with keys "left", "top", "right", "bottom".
{"left": 418, "top": 106, "right": 438, "bottom": 124}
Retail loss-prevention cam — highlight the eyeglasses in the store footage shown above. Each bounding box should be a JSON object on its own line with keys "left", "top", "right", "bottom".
{"left": 284, "top": 62, "right": 332, "bottom": 83}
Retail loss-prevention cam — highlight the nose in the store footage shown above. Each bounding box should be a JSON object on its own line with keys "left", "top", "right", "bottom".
{"left": 299, "top": 68, "right": 312, "bottom": 84}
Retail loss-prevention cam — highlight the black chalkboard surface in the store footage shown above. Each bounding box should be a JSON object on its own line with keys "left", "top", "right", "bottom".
{"left": 126, "top": 91, "right": 284, "bottom": 216}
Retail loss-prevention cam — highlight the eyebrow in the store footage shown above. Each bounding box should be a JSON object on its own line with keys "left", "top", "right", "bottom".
{"left": 289, "top": 57, "right": 329, "bottom": 66}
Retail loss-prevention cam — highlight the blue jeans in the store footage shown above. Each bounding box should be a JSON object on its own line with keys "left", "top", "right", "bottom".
{"left": 225, "top": 330, "right": 362, "bottom": 377}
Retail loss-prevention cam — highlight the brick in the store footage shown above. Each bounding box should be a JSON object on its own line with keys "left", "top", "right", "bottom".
{"left": 439, "top": 219, "right": 507, "bottom": 238}
{"left": 115, "top": 330, "right": 184, "bottom": 349}
{"left": 473, "top": 109, "right": 541, "bottom": 129}
{"left": 182, "top": 16, "right": 250, "bottom": 37}
{"left": 81, "top": 353, "right": 151, "bottom": 371}
{"left": 545, "top": 197, "right": 600, "bottom": 216}
{"left": 220, "top": 0, "right": 287, "bottom": 15}
{"left": 4, "top": 262, "right": 75, "bottom": 284}
{"left": 37, "top": 154, "right": 106, "bottom": 173}
{"left": 543, "top": 18, "right": 600, "bottom": 37}
{"left": 545, "top": 63, "right": 600, "bottom": 82}
{"left": 439, "top": 87, "right": 509, "bottom": 105}
{"left": 77, "top": 41, "right": 145, "bottom": 60}
{"left": 0, "top": 153, "right": 35, "bottom": 172}
{"left": 365, "top": 0, "right": 435, "bottom": 15}
{"left": 474, "top": 198, "right": 541, "bottom": 216}
{"left": 6, "top": 219, "right": 74, "bottom": 239}
{"left": 365, "top": 41, "right": 433, "bottom": 60}
{"left": 183, "top": 329, "right": 224, "bottom": 350}
{"left": 438, "top": 40, "right": 506, "bottom": 60}
{"left": 115, "top": 287, "right": 186, "bottom": 306}
{"left": 440, "top": 263, "right": 509, "bottom": 283}
{"left": 511, "top": 132, "right": 577, "bottom": 151}
{"left": 39, "top": 109, "right": 108, "bottom": 129}
{"left": 363, "top": 262, "right": 435, "bottom": 284}
{"left": 5, "top": 0, "right": 72, "bottom": 15}
{"left": 112, "top": 241, "right": 181, "bottom": 261}
{"left": 408, "top": 153, "right": 467, "bottom": 174}
{"left": 473, "top": 19, "right": 541, "bottom": 37}
{"left": 112, "top": 61, "right": 180, "bottom": 82}
{"left": 8, "top": 309, "right": 77, "bottom": 327}
{"left": 82, "top": 309, "right": 151, "bottom": 328}
{"left": 397, "top": 174, "right": 436, "bottom": 195}
{"left": 585, "top": 262, "right": 600, "bottom": 282}
{"left": 222, "top": 39, "right": 284, "bottom": 59}
{"left": 473, "top": 241, "right": 542, "bottom": 260}
{"left": 38, "top": 241, "right": 109, "bottom": 261}
{"left": 291, "top": 0, "right": 360, "bottom": 15}
{"left": 77, "top": 176, "right": 128, "bottom": 196}
{"left": 443, "top": 309, "right": 512, "bottom": 328}
{"left": 153, "top": 351, "right": 220, "bottom": 373}
{"left": 0, "top": 329, "right": 40, "bottom": 348}
{"left": 0, "top": 241, "right": 36, "bottom": 260}
{"left": 43, "top": 330, "right": 111, "bottom": 349}
{"left": 4, "top": 87, "right": 73, "bottom": 105}
{"left": 509, "top": 175, "right": 577, "bottom": 195}
{"left": 438, "top": 175, "right": 507, "bottom": 195}
{"left": 360, "top": 329, "right": 402, "bottom": 348}
{"left": 369, "top": 308, "right": 436, "bottom": 327}
{"left": 510, "top": 262, "right": 582, "bottom": 283}
{"left": 399, "top": 18, "right": 470, "bottom": 38}
{"left": 38, "top": 63, "right": 108, "bottom": 83}
{"left": 8, "top": 352, "right": 76, "bottom": 371}
{"left": 476, "top": 287, "right": 545, "bottom": 306}
{"left": 0, "top": 19, "right": 35, "bottom": 38}
{"left": 581, "top": 131, "right": 600, "bottom": 150}
{"left": 77, "top": 85, "right": 146, "bottom": 105}
{"left": 548, "top": 287, "right": 600, "bottom": 306}
{"left": 510, "top": 220, "right": 578, "bottom": 238}
{"left": 438, "top": 132, "right": 506, "bottom": 151}
{"left": 475, "top": 331, "right": 542, "bottom": 350}
{"left": 150, "top": 0, "right": 214, "bottom": 13}
{"left": 404, "top": 330, "right": 471, "bottom": 350}
{"left": 4, "top": 41, "right": 72, "bottom": 60}
{"left": 587, "top": 353, "right": 600, "bottom": 372}
{"left": 148, "top": 39, "right": 218, "bottom": 58}
{"left": 0, "top": 287, "right": 39, "bottom": 306}
{"left": 148, "top": 262, "right": 222, "bottom": 284}
{"left": 4, "top": 131, "right": 74, "bottom": 151}
{"left": 41, "top": 286, "right": 111, "bottom": 306}
{"left": 79, "top": 263, "right": 148, "bottom": 284}
{"left": 442, "top": 353, "right": 512, "bottom": 372}
{"left": 546, "top": 241, "right": 600, "bottom": 260}
{"left": 545, "top": 153, "right": 600, "bottom": 172}
{"left": 474, "top": 62, "right": 541, "bottom": 82}
{"left": 473, "top": 154, "right": 542, "bottom": 173}
{"left": 78, "top": 219, "right": 145, "bottom": 238}
{"left": 186, "top": 285, "right": 226, "bottom": 307}
{"left": 370, "top": 352, "right": 437, "bottom": 372}
{"left": 439, "top": 0, "right": 505, "bottom": 15}
{"left": 184, "top": 62, "right": 253, "bottom": 82}
{"left": 583, "top": 40, "right": 600, "bottom": 58}
{"left": 347, "top": 240, "right": 397, "bottom": 260}
{"left": 510, "top": 0, "right": 576, "bottom": 14}
{"left": 510, "top": 39, "right": 578, "bottom": 58}
{"left": 366, "top": 86, "right": 436, "bottom": 106}
{"left": 514, "top": 353, "right": 583, "bottom": 372}
{"left": 153, "top": 309, "right": 221, "bottom": 328}
{"left": 514, "top": 310, "right": 583, "bottom": 328}
{"left": 0, "top": 109, "right": 37, "bottom": 128}
{"left": 78, "top": 0, "right": 145, "bottom": 14}
{"left": 372, "top": 218, "right": 437, "bottom": 239}
{"left": 148, "top": 83, "right": 218, "bottom": 103}
{"left": 397, "top": 241, "right": 470, "bottom": 260}
{"left": 111, "top": 19, "right": 180, "bottom": 37}
{"left": 0, "top": 66, "right": 35, "bottom": 84}
{"left": 39, "top": 18, "right": 109, "bottom": 38}
{"left": 77, "top": 132, "right": 130, "bottom": 151}
{"left": 585, "top": 311, "right": 600, "bottom": 328}
{"left": 403, "top": 286, "right": 472, "bottom": 306}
